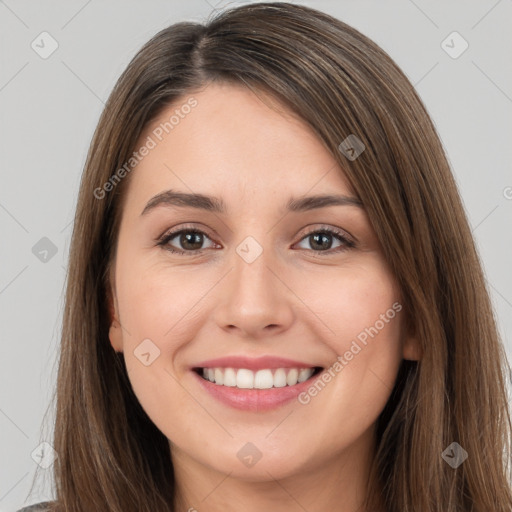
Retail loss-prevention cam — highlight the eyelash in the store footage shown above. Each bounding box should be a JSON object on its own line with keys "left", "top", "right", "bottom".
{"left": 156, "top": 224, "right": 356, "bottom": 256}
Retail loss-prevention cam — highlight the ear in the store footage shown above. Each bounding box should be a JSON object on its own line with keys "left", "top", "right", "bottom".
{"left": 402, "top": 334, "right": 422, "bottom": 361}
{"left": 107, "top": 278, "right": 124, "bottom": 353}
{"left": 401, "top": 313, "right": 422, "bottom": 361}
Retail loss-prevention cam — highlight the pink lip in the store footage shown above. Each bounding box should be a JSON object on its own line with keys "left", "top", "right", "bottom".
{"left": 192, "top": 355, "right": 317, "bottom": 371}
{"left": 192, "top": 369, "right": 320, "bottom": 412}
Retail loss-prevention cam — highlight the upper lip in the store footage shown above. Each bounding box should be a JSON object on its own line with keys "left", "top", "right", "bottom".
{"left": 192, "top": 355, "right": 320, "bottom": 371}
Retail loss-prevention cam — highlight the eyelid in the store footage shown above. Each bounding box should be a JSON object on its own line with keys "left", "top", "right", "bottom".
{"left": 299, "top": 224, "right": 356, "bottom": 244}
{"left": 157, "top": 222, "right": 216, "bottom": 241}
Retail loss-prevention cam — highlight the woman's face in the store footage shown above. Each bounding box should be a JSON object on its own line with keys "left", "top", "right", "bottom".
{"left": 108, "top": 82, "right": 419, "bottom": 483}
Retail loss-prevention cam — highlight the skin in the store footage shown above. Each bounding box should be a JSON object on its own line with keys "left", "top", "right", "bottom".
{"left": 108, "top": 82, "right": 421, "bottom": 512}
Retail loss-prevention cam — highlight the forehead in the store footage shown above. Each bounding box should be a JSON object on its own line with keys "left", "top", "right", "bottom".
{"left": 125, "top": 82, "right": 355, "bottom": 211}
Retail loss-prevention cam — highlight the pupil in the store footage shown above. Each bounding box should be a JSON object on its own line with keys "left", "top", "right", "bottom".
{"left": 311, "top": 233, "right": 332, "bottom": 250}
{"left": 181, "top": 232, "right": 203, "bottom": 250}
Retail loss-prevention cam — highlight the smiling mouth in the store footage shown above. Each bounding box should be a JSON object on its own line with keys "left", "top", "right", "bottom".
{"left": 193, "top": 366, "right": 323, "bottom": 389}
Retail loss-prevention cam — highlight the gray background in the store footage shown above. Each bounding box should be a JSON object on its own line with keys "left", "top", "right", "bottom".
{"left": 1, "top": 0, "right": 511, "bottom": 509}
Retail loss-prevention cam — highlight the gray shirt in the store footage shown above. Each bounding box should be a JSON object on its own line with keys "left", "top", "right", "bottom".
{"left": 17, "top": 502, "right": 53, "bottom": 511}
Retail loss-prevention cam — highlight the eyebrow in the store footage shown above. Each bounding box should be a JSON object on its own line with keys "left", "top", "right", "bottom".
{"left": 140, "top": 190, "right": 363, "bottom": 216}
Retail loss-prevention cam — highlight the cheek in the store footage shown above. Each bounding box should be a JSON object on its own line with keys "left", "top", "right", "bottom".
{"left": 113, "top": 258, "right": 221, "bottom": 430}
{"left": 115, "top": 258, "right": 209, "bottom": 351}
{"left": 291, "top": 259, "right": 402, "bottom": 355}
{"left": 293, "top": 261, "right": 404, "bottom": 419}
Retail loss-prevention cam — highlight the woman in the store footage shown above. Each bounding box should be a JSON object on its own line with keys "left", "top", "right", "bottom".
{"left": 20, "top": 2, "right": 512, "bottom": 511}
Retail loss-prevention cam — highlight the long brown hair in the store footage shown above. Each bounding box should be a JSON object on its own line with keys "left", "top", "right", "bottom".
{"left": 31, "top": 3, "right": 512, "bottom": 510}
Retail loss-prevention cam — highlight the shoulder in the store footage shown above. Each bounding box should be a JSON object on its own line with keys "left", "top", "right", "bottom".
{"left": 17, "top": 501, "right": 54, "bottom": 511}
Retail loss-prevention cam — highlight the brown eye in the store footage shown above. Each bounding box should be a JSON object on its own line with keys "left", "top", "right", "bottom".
{"left": 176, "top": 231, "right": 205, "bottom": 251}
{"left": 295, "top": 227, "right": 355, "bottom": 254}
{"left": 158, "top": 229, "right": 216, "bottom": 255}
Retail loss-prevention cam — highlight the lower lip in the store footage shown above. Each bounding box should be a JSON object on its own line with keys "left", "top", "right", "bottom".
{"left": 192, "top": 369, "right": 320, "bottom": 411}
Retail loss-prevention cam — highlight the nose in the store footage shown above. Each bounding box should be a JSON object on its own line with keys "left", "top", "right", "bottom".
{"left": 212, "top": 243, "right": 295, "bottom": 340}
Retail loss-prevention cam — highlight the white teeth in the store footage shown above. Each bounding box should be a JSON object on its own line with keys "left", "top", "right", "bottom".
{"left": 298, "top": 368, "right": 312, "bottom": 383}
{"left": 199, "top": 367, "right": 316, "bottom": 389}
{"left": 236, "top": 369, "right": 254, "bottom": 389}
{"left": 224, "top": 368, "right": 237, "bottom": 387}
{"left": 214, "top": 368, "right": 224, "bottom": 385}
{"left": 286, "top": 368, "right": 299, "bottom": 386}
{"left": 273, "top": 368, "right": 287, "bottom": 388}
{"left": 254, "top": 369, "right": 273, "bottom": 389}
